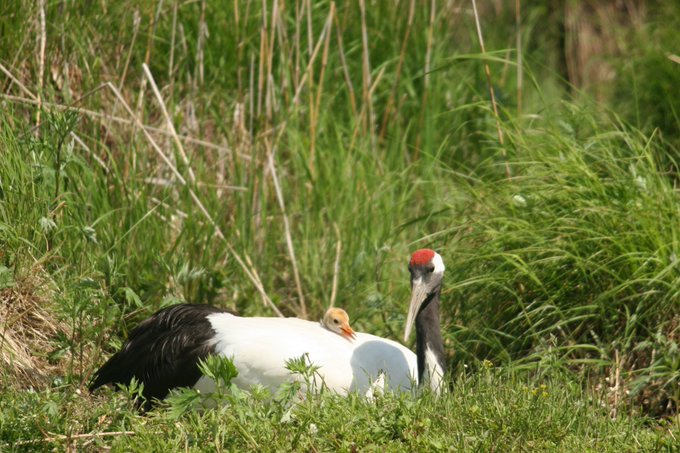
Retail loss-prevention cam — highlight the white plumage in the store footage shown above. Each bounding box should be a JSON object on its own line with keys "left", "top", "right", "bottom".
{"left": 90, "top": 248, "right": 446, "bottom": 405}
{"left": 194, "top": 313, "right": 417, "bottom": 395}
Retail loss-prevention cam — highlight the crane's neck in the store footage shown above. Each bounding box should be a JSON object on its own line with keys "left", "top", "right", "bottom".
{"left": 415, "top": 288, "right": 445, "bottom": 395}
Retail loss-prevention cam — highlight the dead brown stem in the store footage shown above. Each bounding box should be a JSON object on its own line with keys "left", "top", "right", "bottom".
{"left": 36, "top": 0, "right": 46, "bottom": 132}
{"left": 329, "top": 224, "right": 342, "bottom": 309}
{"left": 268, "top": 152, "right": 307, "bottom": 318}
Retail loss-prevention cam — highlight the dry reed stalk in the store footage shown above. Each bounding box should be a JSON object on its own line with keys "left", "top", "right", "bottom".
{"left": 105, "top": 81, "right": 282, "bottom": 317}
{"left": 257, "top": 0, "right": 267, "bottom": 118}
{"left": 144, "top": 178, "right": 246, "bottom": 192}
{"left": 197, "top": 0, "right": 206, "bottom": 86}
{"left": 11, "top": 431, "right": 136, "bottom": 447}
{"left": 169, "top": 0, "right": 178, "bottom": 99}
{"left": 273, "top": 2, "right": 292, "bottom": 104}
{"left": 234, "top": 0, "right": 240, "bottom": 35}
{"left": 380, "top": 0, "right": 416, "bottom": 139}
{"left": 150, "top": 196, "right": 189, "bottom": 220}
{"left": 290, "top": 8, "right": 334, "bottom": 106}
{"left": 143, "top": 63, "right": 197, "bottom": 183}
{"left": 369, "top": 68, "right": 386, "bottom": 102}
{"left": 329, "top": 224, "right": 342, "bottom": 308}
{"left": 119, "top": 11, "right": 141, "bottom": 91}
{"left": 268, "top": 75, "right": 279, "bottom": 116}
{"left": 0, "top": 93, "right": 242, "bottom": 157}
{"left": 268, "top": 152, "right": 307, "bottom": 318}
{"left": 103, "top": 10, "right": 141, "bottom": 151}
{"left": 358, "top": 0, "right": 373, "bottom": 136}
{"left": 243, "top": 0, "right": 254, "bottom": 40}
{"left": 239, "top": 245, "right": 271, "bottom": 313}
{"left": 668, "top": 54, "right": 680, "bottom": 65}
{"left": 470, "top": 0, "right": 511, "bottom": 179}
{"left": 0, "top": 62, "right": 37, "bottom": 100}
{"left": 304, "top": 0, "right": 316, "bottom": 172}
{"left": 515, "top": 0, "right": 522, "bottom": 115}
{"left": 349, "top": 65, "right": 386, "bottom": 153}
{"left": 305, "top": 0, "right": 313, "bottom": 56}
{"left": 310, "top": 2, "right": 335, "bottom": 175}
{"left": 266, "top": 0, "right": 280, "bottom": 121}
{"left": 237, "top": 2, "right": 335, "bottom": 268}
{"left": 249, "top": 54, "right": 255, "bottom": 136}
{"left": 251, "top": 1, "right": 334, "bottom": 187}
{"left": 293, "top": 0, "right": 302, "bottom": 91}
{"left": 233, "top": 0, "right": 242, "bottom": 91}
{"left": 216, "top": 0, "right": 335, "bottom": 244}
{"left": 36, "top": 0, "right": 46, "bottom": 132}
{"left": 252, "top": 2, "right": 269, "bottom": 263}
{"left": 178, "top": 17, "right": 188, "bottom": 55}
{"left": 134, "top": 4, "right": 157, "bottom": 131}
{"left": 610, "top": 349, "right": 622, "bottom": 418}
{"left": 69, "top": 132, "right": 108, "bottom": 171}
{"left": 13, "top": 81, "right": 109, "bottom": 138}
{"left": 333, "top": 12, "right": 356, "bottom": 116}
{"left": 414, "top": 0, "right": 435, "bottom": 154}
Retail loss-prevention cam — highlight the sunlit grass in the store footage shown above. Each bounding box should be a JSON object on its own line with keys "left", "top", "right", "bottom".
{"left": 2, "top": 364, "right": 676, "bottom": 452}
{"left": 0, "top": 0, "right": 679, "bottom": 450}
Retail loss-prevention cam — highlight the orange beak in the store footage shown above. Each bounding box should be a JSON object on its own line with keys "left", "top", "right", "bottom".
{"left": 341, "top": 324, "right": 356, "bottom": 340}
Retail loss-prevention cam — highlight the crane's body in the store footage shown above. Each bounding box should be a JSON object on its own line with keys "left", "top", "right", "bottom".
{"left": 90, "top": 249, "right": 446, "bottom": 405}
{"left": 195, "top": 313, "right": 415, "bottom": 394}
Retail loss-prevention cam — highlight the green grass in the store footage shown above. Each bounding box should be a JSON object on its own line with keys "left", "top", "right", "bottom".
{"left": 1, "top": 0, "right": 679, "bottom": 450}
{"left": 2, "top": 365, "right": 677, "bottom": 452}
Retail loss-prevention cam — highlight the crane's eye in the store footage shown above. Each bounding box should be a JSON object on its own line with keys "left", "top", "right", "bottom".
{"left": 427, "top": 266, "right": 435, "bottom": 273}
{"left": 333, "top": 319, "right": 339, "bottom": 324}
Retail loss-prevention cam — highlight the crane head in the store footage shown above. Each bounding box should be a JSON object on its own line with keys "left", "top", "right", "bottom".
{"left": 404, "top": 249, "right": 445, "bottom": 342}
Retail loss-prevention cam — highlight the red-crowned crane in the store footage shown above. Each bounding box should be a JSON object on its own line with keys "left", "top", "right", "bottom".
{"left": 89, "top": 249, "right": 446, "bottom": 403}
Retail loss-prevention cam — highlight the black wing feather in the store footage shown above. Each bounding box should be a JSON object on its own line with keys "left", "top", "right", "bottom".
{"left": 89, "top": 304, "right": 232, "bottom": 404}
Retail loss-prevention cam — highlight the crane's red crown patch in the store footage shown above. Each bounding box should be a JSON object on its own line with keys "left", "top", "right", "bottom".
{"left": 410, "top": 249, "right": 435, "bottom": 266}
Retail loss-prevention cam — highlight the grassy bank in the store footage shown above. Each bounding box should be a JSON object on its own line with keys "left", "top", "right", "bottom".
{"left": 3, "top": 366, "right": 677, "bottom": 452}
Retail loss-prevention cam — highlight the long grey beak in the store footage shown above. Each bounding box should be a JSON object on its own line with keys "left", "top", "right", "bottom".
{"left": 404, "top": 279, "right": 429, "bottom": 342}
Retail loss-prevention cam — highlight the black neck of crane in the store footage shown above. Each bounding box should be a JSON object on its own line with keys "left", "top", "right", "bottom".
{"left": 415, "top": 287, "right": 445, "bottom": 383}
